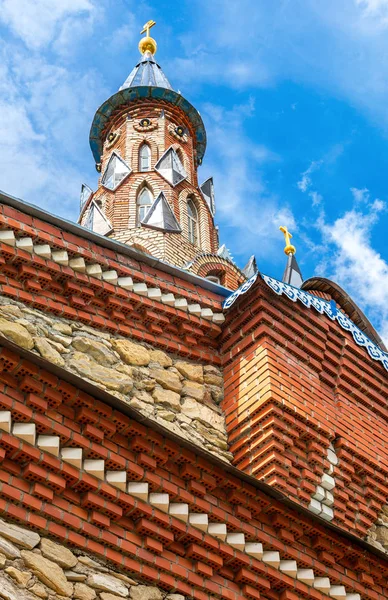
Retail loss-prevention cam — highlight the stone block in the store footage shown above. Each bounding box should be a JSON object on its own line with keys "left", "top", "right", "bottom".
{"left": 201, "top": 308, "right": 213, "bottom": 320}
{"left": 153, "top": 387, "right": 181, "bottom": 411}
{"left": 61, "top": 447, "right": 83, "bottom": 468}
{"left": 226, "top": 532, "right": 245, "bottom": 551}
{"left": 40, "top": 537, "right": 77, "bottom": 568}
{"left": 262, "top": 551, "right": 280, "bottom": 568}
{"left": 86, "top": 573, "right": 129, "bottom": 596}
{"left": 102, "top": 270, "right": 118, "bottom": 284}
{"left": 13, "top": 423, "right": 36, "bottom": 445}
{"left": 147, "top": 288, "right": 162, "bottom": 300}
{"left": 188, "top": 513, "right": 208, "bottom": 531}
{"left": 127, "top": 482, "right": 149, "bottom": 500}
{"left": 188, "top": 304, "right": 201, "bottom": 316}
{"left": 279, "top": 560, "right": 297, "bottom": 577}
{"left": 52, "top": 250, "right": 69, "bottom": 266}
{"left": 313, "top": 577, "right": 331, "bottom": 593}
{"left": 322, "top": 489, "right": 334, "bottom": 506}
{"left": 212, "top": 313, "right": 225, "bottom": 325}
{"left": 149, "top": 493, "right": 169, "bottom": 512}
{"left": 175, "top": 361, "right": 204, "bottom": 383}
{"left": 0, "top": 411, "right": 11, "bottom": 433}
{"left": 16, "top": 237, "right": 33, "bottom": 252}
{"left": 321, "top": 473, "right": 335, "bottom": 491}
{"left": 83, "top": 459, "right": 105, "bottom": 480}
{"left": 329, "top": 586, "right": 347, "bottom": 599}
{"left": 245, "top": 542, "right": 263, "bottom": 559}
{"left": 308, "top": 498, "right": 322, "bottom": 515}
{"left": 86, "top": 264, "right": 103, "bottom": 278}
{"left": 297, "top": 569, "right": 314, "bottom": 585}
{"left": 174, "top": 298, "right": 188, "bottom": 310}
{"left": 161, "top": 293, "right": 175, "bottom": 306}
{"left": 69, "top": 257, "right": 86, "bottom": 272}
{"left": 327, "top": 448, "right": 338, "bottom": 465}
{"left": 112, "top": 339, "right": 150, "bottom": 366}
{"left": 106, "top": 471, "right": 127, "bottom": 490}
{"left": 207, "top": 523, "right": 227, "bottom": 540}
{"left": 169, "top": 503, "right": 189, "bottom": 521}
{"left": 0, "top": 230, "right": 15, "bottom": 246}
{"left": 117, "top": 276, "right": 133, "bottom": 290}
{"left": 22, "top": 550, "right": 73, "bottom": 596}
{"left": 312, "top": 485, "right": 325, "bottom": 502}
{"left": 0, "top": 518, "right": 40, "bottom": 549}
{"left": 34, "top": 244, "right": 52, "bottom": 258}
{"left": 133, "top": 282, "right": 148, "bottom": 296}
{"left": 320, "top": 504, "right": 334, "bottom": 521}
{"left": 37, "top": 435, "right": 60, "bottom": 456}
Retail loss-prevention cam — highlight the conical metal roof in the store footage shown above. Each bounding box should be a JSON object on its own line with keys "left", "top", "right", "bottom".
{"left": 282, "top": 253, "right": 303, "bottom": 288}
{"left": 120, "top": 51, "right": 173, "bottom": 91}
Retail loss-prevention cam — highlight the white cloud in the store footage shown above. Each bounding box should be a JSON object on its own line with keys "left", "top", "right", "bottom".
{"left": 317, "top": 196, "right": 388, "bottom": 344}
{"left": 356, "top": 0, "right": 388, "bottom": 14}
{"left": 350, "top": 187, "right": 370, "bottom": 203}
{"left": 0, "top": 0, "right": 95, "bottom": 49}
{"left": 0, "top": 25, "right": 106, "bottom": 220}
{"left": 297, "top": 160, "right": 323, "bottom": 192}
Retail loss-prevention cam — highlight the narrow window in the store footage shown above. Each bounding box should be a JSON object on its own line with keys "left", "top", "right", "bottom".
{"left": 137, "top": 187, "right": 153, "bottom": 224}
{"left": 187, "top": 198, "right": 198, "bottom": 245}
{"left": 139, "top": 144, "right": 151, "bottom": 172}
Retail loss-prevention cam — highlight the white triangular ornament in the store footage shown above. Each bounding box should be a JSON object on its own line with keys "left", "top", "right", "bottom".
{"left": 155, "top": 147, "right": 187, "bottom": 187}
{"left": 141, "top": 192, "right": 181, "bottom": 233}
{"left": 80, "top": 184, "right": 93, "bottom": 211}
{"left": 200, "top": 177, "right": 215, "bottom": 215}
{"left": 101, "top": 152, "right": 131, "bottom": 191}
{"left": 83, "top": 201, "right": 113, "bottom": 236}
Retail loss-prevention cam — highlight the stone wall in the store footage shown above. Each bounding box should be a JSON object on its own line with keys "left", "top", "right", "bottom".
{"left": 0, "top": 296, "right": 231, "bottom": 462}
{"left": 367, "top": 506, "right": 388, "bottom": 554}
{"left": 0, "top": 516, "right": 176, "bottom": 600}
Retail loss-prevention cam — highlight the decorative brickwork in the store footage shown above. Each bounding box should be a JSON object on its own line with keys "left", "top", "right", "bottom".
{"left": 81, "top": 101, "right": 219, "bottom": 270}
{"left": 221, "top": 276, "right": 388, "bottom": 542}
{"left": 0, "top": 342, "right": 385, "bottom": 600}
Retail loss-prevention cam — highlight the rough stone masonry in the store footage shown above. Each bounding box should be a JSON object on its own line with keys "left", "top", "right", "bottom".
{"left": 0, "top": 296, "right": 230, "bottom": 463}
{"left": 0, "top": 516, "right": 176, "bottom": 600}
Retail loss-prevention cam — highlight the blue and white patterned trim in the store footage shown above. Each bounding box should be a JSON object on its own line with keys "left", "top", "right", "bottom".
{"left": 222, "top": 272, "right": 259, "bottom": 310}
{"left": 223, "top": 273, "right": 388, "bottom": 374}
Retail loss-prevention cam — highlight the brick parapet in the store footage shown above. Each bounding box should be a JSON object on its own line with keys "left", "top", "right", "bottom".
{"left": 221, "top": 278, "right": 388, "bottom": 540}
{"left": 0, "top": 203, "right": 225, "bottom": 364}
{"left": 0, "top": 342, "right": 386, "bottom": 600}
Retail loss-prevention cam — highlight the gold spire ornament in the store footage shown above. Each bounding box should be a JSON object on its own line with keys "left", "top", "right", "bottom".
{"left": 279, "top": 226, "right": 296, "bottom": 255}
{"left": 139, "top": 20, "right": 157, "bottom": 56}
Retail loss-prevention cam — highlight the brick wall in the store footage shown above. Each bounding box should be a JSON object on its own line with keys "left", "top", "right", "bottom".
{"left": 0, "top": 343, "right": 386, "bottom": 600}
{"left": 221, "top": 277, "right": 388, "bottom": 542}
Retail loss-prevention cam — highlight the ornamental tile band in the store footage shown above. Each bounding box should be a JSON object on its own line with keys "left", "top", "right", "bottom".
{"left": 223, "top": 272, "right": 388, "bottom": 374}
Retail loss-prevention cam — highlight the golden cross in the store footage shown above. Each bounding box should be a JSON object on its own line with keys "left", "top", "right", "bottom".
{"left": 279, "top": 226, "right": 296, "bottom": 255}
{"left": 141, "top": 20, "right": 156, "bottom": 37}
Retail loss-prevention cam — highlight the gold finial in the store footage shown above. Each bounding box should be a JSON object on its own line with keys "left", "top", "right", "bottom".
{"left": 139, "top": 20, "right": 157, "bottom": 56}
{"left": 279, "top": 226, "right": 296, "bottom": 255}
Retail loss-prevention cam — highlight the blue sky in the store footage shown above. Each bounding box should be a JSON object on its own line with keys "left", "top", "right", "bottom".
{"left": 1, "top": 0, "right": 388, "bottom": 342}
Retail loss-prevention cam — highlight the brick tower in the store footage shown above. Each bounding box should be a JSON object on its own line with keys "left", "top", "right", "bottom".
{"left": 80, "top": 22, "right": 245, "bottom": 290}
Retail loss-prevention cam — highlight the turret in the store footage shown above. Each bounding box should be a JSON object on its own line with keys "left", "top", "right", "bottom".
{"left": 79, "top": 21, "right": 219, "bottom": 269}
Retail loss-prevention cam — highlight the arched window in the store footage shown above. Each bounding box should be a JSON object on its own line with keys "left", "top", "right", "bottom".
{"left": 187, "top": 198, "right": 199, "bottom": 245}
{"left": 137, "top": 187, "right": 153, "bottom": 224}
{"left": 139, "top": 144, "right": 151, "bottom": 172}
{"left": 205, "top": 269, "right": 224, "bottom": 286}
